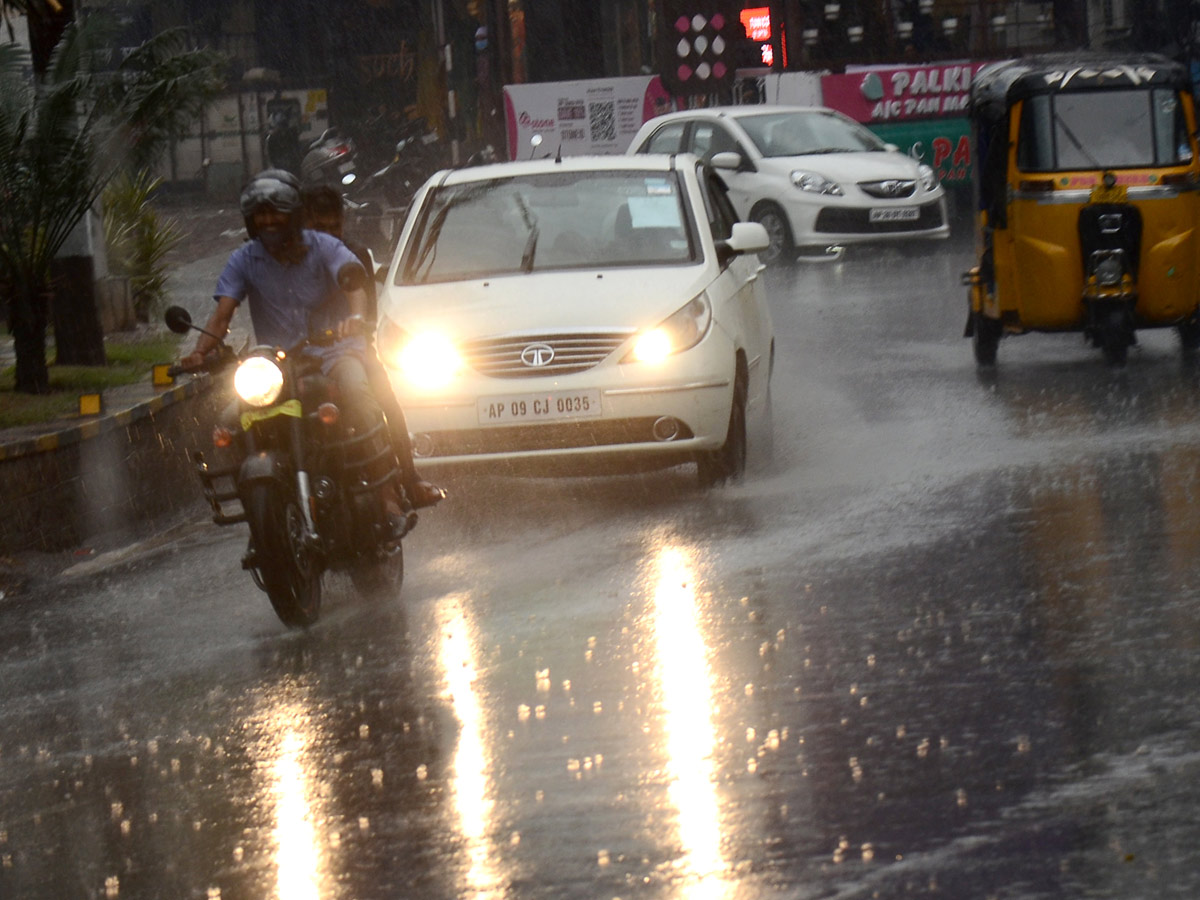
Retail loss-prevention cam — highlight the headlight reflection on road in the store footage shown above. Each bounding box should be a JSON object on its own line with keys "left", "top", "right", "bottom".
{"left": 437, "top": 595, "right": 503, "bottom": 896}
{"left": 270, "top": 713, "right": 322, "bottom": 900}
{"left": 650, "top": 544, "right": 731, "bottom": 899}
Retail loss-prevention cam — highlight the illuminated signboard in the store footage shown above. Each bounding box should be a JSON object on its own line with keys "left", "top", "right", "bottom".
{"left": 740, "top": 6, "right": 771, "bottom": 41}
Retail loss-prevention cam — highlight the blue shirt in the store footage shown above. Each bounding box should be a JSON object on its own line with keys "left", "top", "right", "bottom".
{"left": 214, "top": 229, "right": 366, "bottom": 366}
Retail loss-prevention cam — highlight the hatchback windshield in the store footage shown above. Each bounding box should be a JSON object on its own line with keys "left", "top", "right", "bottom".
{"left": 735, "top": 111, "right": 888, "bottom": 157}
{"left": 399, "top": 170, "right": 696, "bottom": 284}
{"left": 1017, "top": 87, "right": 1192, "bottom": 170}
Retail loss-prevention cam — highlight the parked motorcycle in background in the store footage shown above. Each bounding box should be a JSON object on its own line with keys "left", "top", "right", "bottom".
{"left": 344, "top": 118, "right": 444, "bottom": 259}
{"left": 165, "top": 305, "right": 407, "bottom": 628}
{"left": 301, "top": 127, "right": 359, "bottom": 191}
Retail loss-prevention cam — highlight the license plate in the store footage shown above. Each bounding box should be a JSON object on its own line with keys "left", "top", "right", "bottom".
{"left": 477, "top": 390, "right": 602, "bottom": 425}
{"left": 869, "top": 207, "right": 920, "bottom": 222}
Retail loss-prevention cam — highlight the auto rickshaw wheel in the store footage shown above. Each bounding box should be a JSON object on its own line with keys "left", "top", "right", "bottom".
{"left": 1177, "top": 317, "right": 1200, "bottom": 351}
{"left": 1098, "top": 308, "right": 1131, "bottom": 366}
{"left": 972, "top": 312, "right": 1002, "bottom": 366}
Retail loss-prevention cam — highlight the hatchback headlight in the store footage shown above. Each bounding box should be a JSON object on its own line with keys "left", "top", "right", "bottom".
{"left": 234, "top": 356, "right": 285, "bottom": 408}
{"left": 625, "top": 295, "right": 712, "bottom": 364}
{"left": 791, "top": 170, "right": 843, "bottom": 196}
{"left": 378, "top": 317, "right": 464, "bottom": 390}
{"left": 918, "top": 164, "right": 938, "bottom": 191}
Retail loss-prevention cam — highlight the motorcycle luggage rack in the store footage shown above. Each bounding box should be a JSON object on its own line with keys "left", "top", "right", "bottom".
{"left": 192, "top": 450, "right": 247, "bottom": 526}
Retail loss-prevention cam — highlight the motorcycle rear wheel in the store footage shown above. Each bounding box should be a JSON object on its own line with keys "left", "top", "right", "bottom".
{"left": 244, "top": 483, "right": 323, "bottom": 627}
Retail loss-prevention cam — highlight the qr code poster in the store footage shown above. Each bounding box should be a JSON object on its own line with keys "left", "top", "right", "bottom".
{"left": 504, "top": 75, "right": 677, "bottom": 160}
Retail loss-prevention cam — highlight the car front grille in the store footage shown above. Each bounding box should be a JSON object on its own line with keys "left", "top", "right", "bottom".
{"left": 858, "top": 179, "right": 917, "bottom": 199}
{"left": 416, "top": 417, "right": 696, "bottom": 456}
{"left": 815, "top": 201, "right": 945, "bottom": 234}
{"left": 464, "top": 331, "right": 635, "bottom": 378}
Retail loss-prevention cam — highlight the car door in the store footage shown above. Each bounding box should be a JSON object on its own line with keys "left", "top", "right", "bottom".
{"left": 686, "top": 121, "right": 757, "bottom": 222}
{"left": 694, "top": 163, "right": 772, "bottom": 407}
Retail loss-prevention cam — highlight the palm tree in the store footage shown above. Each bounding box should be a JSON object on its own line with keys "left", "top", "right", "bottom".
{"left": 0, "top": 15, "right": 223, "bottom": 393}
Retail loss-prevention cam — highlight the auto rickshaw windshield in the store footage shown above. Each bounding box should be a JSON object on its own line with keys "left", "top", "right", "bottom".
{"left": 1016, "top": 87, "right": 1192, "bottom": 171}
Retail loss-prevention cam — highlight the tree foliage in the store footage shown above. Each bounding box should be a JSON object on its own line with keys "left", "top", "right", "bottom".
{"left": 0, "top": 15, "right": 224, "bottom": 392}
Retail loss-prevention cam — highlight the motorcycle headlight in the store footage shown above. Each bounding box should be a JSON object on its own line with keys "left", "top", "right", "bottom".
{"left": 918, "top": 164, "right": 939, "bottom": 191}
{"left": 234, "top": 356, "right": 285, "bottom": 407}
{"left": 1092, "top": 251, "right": 1126, "bottom": 286}
{"left": 624, "top": 295, "right": 712, "bottom": 364}
{"left": 378, "top": 317, "right": 464, "bottom": 390}
{"left": 791, "top": 170, "right": 843, "bottom": 196}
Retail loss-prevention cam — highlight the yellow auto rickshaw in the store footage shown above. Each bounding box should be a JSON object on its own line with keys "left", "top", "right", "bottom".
{"left": 964, "top": 53, "right": 1200, "bottom": 365}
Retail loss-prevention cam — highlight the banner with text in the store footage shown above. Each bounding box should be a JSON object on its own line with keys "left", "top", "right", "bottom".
{"left": 503, "top": 76, "right": 676, "bottom": 160}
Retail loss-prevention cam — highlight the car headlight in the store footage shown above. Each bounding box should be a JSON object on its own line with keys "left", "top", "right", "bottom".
{"left": 378, "top": 318, "right": 465, "bottom": 390}
{"left": 624, "top": 295, "right": 712, "bottom": 364}
{"left": 791, "top": 170, "right": 843, "bottom": 196}
{"left": 918, "top": 164, "right": 938, "bottom": 191}
{"left": 234, "top": 356, "right": 285, "bottom": 408}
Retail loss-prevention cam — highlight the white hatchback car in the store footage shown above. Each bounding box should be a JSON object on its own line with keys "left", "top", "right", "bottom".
{"left": 629, "top": 105, "right": 950, "bottom": 264}
{"left": 375, "top": 154, "right": 775, "bottom": 485}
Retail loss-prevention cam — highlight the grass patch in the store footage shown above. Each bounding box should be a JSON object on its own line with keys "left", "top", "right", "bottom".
{"left": 0, "top": 333, "right": 185, "bottom": 428}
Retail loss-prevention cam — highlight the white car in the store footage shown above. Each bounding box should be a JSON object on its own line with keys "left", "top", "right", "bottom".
{"left": 628, "top": 104, "right": 950, "bottom": 264}
{"left": 375, "top": 154, "right": 775, "bottom": 485}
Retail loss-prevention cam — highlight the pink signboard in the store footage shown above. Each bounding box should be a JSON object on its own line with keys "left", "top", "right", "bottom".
{"left": 821, "top": 62, "right": 991, "bottom": 124}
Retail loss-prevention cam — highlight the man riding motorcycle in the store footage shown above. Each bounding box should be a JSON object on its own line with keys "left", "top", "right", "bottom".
{"left": 179, "top": 169, "right": 443, "bottom": 532}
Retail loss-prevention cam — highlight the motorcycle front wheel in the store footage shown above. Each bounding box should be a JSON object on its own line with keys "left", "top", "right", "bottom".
{"left": 351, "top": 543, "right": 404, "bottom": 600}
{"left": 244, "top": 483, "right": 323, "bottom": 627}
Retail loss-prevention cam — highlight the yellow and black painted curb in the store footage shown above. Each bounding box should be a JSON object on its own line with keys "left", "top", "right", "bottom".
{"left": 0, "top": 377, "right": 210, "bottom": 463}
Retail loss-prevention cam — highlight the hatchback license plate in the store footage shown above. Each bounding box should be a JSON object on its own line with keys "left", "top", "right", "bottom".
{"left": 869, "top": 207, "right": 920, "bottom": 222}
{"left": 478, "top": 389, "right": 602, "bottom": 425}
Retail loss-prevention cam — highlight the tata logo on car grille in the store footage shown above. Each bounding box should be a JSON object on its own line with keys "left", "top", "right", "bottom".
{"left": 520, "top": 343, "right": 556, "bottom": 367}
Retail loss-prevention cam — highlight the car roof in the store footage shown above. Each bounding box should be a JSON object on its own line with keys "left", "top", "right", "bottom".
{"left": 645, "top": 104, "right": 832, "bottom": 124}
{"left": 430, "top": 153, "right": 701, "bottom": 187}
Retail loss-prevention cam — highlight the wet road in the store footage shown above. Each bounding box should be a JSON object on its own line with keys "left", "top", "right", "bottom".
{"left": 6, "top": 235, "right": 1200, "bottom": 899}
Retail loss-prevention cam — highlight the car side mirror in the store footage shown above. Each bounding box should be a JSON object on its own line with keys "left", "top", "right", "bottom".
{"left": 716, "top": 221, "right": 770, "bottom": 264}
{"left": 710, "top": 151, "right": 745, "bottom": 172}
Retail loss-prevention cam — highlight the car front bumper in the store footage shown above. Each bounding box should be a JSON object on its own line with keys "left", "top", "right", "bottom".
{"left": 389, "top": 336, "right": 739, "bottom": 470}
{"left": 785, "top": 193, "right": 951, "bottom": 250}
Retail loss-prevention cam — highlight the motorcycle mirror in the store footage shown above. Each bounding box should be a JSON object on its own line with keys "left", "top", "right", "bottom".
{"left": 164, "top": 305, "right": 194, "bottom": 335}
{"left": 342, "top": 172, "right": 357, "bottom": 186}
{"left": 529, "top": 134, "right": 543, "bottom": 159}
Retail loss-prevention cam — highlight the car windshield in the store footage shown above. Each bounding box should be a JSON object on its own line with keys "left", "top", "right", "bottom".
{"left": 1016, "top": 87, "right": 1192, "bottom": 171}
{"left": 398, "top": 170, "right": 696, "bottom": 285}
{"left": 736, "top": 111, "right": 888, "bottom": 157}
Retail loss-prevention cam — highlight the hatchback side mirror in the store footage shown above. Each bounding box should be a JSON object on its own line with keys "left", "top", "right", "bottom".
{"left": 710, "top": 150, "right": 746, "bottom": 172}
{"left": 716, "top": 221, "right": 770, "bottom": 264}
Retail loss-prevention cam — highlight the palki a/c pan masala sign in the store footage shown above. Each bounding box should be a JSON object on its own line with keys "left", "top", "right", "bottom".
{"left": 821, "top": 61, "right": 992, "bottom": 185}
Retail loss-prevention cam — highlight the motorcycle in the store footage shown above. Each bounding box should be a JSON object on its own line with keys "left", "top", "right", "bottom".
{"left": 165, "top": 306, "right": 406, "bottom": 628}
{"left": 300, "top": 127, "right": 359, "bottom": 191}
{"left": 344, "top": 119, "right": 445, "bottom": 258}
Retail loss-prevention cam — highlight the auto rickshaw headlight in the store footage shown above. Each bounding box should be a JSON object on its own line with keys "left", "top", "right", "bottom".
{"left": 918, "top": 164, "right": 938, "bottom": 191}
{"left": 791, "top": 170, "right": 843, "bottom": 196}
{"left": 1092, "top": 251, "right": 1126, "bottom": 287}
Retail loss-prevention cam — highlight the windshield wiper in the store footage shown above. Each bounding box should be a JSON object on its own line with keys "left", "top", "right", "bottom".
{"left": 409, "top": 183, "right": 497, "bottom": 283}
{"left": 1055, "top": 113, "right": 1103, "bottom": 170}
{"left": 513, "top": 192, "right": 539, "bottom": 273}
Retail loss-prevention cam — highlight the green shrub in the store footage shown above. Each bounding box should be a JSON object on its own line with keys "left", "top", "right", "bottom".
{"left": 102, "top": 171, "right": 183, "bottom": 322}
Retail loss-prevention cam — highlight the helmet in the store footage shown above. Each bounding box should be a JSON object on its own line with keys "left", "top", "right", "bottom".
{"left": 240, "top": 169, "right": 302, "bottom": 238}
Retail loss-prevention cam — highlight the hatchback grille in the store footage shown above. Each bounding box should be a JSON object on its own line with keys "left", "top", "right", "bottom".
{"left": 859, "top": 179, "right": 917, "bottom": 199}
{"left": 465, "top": 331, "right": 634, "bottom": 378}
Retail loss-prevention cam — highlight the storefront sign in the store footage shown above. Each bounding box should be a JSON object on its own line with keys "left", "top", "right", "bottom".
{"left": 822, "top": 62, "right": 989, "bottom": 124}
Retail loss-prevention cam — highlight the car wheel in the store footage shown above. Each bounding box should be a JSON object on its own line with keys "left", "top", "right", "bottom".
{"left": 751, "top": 204, "right": 793, "bottom": 266}
{"left": 697, "top": 371, "right": 748, "bottom": 488}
